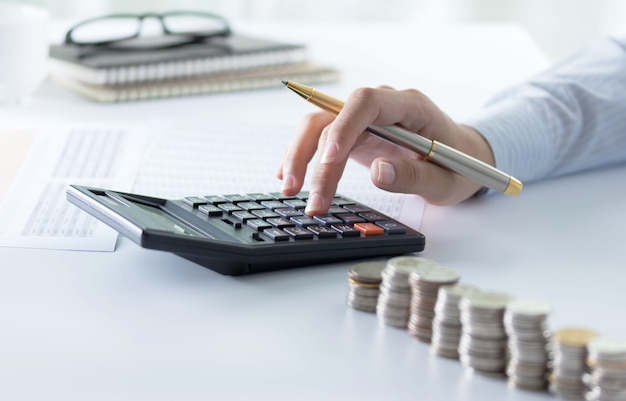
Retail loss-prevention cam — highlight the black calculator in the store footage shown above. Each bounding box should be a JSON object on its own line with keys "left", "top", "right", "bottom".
{"left": 67, "top": 185, "right": 425, "bottom": 275}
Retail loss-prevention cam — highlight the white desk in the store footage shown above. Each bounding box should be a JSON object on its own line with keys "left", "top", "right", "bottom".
{"left": 4, "top": 22, "right": 624, "bottom": 401}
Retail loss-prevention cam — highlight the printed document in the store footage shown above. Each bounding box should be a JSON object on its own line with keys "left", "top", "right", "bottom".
{"left": 0, "top": 120, "right": 424, "bottom": 252}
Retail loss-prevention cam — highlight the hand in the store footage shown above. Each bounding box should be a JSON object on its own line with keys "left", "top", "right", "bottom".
{"left": 276, "top": 86, "right": 495, "bottom": 215}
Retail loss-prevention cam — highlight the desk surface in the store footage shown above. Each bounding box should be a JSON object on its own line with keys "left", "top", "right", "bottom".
{"left": 3, "top": 22, "right": 624, "bottom": 401}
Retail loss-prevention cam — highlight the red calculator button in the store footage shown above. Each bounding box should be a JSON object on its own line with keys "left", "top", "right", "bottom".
{"left": 353, "top": 223, "right": 384, "bottom": 236}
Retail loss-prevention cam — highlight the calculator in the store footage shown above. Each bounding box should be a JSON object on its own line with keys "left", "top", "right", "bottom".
{"left": 67, "top": 185, "right": 425, "bottom": 275}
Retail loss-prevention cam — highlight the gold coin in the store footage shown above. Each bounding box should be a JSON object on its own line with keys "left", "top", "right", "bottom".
{"left": 553, "top": 327, "right": 599, "bottom": 347}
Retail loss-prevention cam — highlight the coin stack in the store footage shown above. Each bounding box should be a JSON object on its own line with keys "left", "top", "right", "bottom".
{"left": 377, "top": 256, "right": 435, "bottom": 328}
{"left": 346, "top": 261, "right": 386, "bottom": 313}
{"left": 504, "top": 299, "right": 552, "bottom": 391}
{"left": 408, "top": 264, "right": 461, "bottom": 343}
{"left": 459, "top": 290, "right": 513, "bottom": 375}
{"left": 431, "top": 284, "right": 479, "bottom": 359}
{"left": 549, "top": 327, "right": 599, "bottom": 400}
{"left": 584, "top": 337, "right": 626, "bottom": 401}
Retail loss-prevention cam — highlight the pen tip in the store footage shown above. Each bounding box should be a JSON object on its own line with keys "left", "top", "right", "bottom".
{"left": 281, "top": 80, "right": 288, "bottom": 86}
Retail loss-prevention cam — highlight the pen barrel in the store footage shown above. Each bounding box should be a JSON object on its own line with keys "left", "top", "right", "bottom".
{"left": 427, "top": 140, "right": 515, "bottom": 194}
{"left": 367, "top": 124, "right": 433, "bottom": 154}
{"left": 367, "top": 124, "right": 520, "bottom": 195}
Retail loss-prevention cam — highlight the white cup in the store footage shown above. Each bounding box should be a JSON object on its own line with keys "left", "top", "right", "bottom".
{"left": 0, "top": 2, "right": 49, "bottom": 104}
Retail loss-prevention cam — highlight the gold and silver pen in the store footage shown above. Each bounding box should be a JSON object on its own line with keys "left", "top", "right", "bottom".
{"left": 282, "top": 81, "right": 522, "bottom": 196}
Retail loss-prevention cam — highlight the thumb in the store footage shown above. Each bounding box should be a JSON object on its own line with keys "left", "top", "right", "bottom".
{"left": 370, "top": 157, "right": 481, "bottom": 205}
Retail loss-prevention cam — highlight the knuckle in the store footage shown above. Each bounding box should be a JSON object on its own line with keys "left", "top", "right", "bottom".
{"left": 347, "top": 87, "right": 380, "bottom": 106}
{"left": 299, "top": 111, "right": 330, "bottom": 129}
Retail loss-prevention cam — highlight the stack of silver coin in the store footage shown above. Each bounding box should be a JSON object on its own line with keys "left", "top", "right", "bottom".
{"left": 459, "top": 290, "right": 513, "bottom": 375}
{"left": 584, "top": 337, "right": 626, "bottom": 401}
{"left": 377, "top": 256, "right": 435, "bottom": 328}
{"left": 549, "top": 327, "right": 599, "bottom": 400}
{"left": 346, "top": 261, "right": 386, "bottom": 313}
{"left": 408, "top": 264, "right": 461, "bottom": 343}
{"left": 504, "top": 299, "right": 552, "bottom": 391}
{"left": 431, "top": 284, "right": 479, "bottom": 359}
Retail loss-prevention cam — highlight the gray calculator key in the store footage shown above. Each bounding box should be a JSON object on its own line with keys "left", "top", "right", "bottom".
{"left": 263, "top": 228, "right": 290, "bottom": 241}
{"left": 284, "top": 226, "right": 314, "bottom": 240}
{"left": 376, "top": 221, "right": 407, "bottom": 234}
{"left": 307, "top": 225, "right": 338, "bottom": 238}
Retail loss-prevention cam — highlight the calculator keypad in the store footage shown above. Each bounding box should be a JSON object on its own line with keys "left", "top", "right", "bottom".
{"left": 183, "top": 192, "right": 407, "bottom": 242}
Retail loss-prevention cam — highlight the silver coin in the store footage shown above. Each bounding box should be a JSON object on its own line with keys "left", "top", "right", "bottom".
{"left": 588, "top": 337, "right": 626, "bottom": 363}
{"left": 377, "top": 292, "right": 411, "bottom": 308}
{"left": 386, "top": 255, "right": 436, "bottom": 272}
{"left": 348, "top": 261, "right": 386, "bottom": 284}
{"left": 460, "top": 290, "right": 514, "bottom": 311}
{"left": 410, "top": 264, "right": 461, "bottom": 285}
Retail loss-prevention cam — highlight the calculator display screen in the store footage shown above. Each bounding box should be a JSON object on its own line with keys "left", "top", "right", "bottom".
{"left": 133, "top": 202, "right": 200, "bottom": 237}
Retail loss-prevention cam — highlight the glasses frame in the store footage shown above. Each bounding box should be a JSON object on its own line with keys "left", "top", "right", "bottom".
{"left": 64, "top": 10, "right": 232, "bottom": 48}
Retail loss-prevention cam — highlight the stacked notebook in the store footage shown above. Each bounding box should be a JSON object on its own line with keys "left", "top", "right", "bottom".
{"left": 49, "top": 33, "right": 339, "bottom": 102}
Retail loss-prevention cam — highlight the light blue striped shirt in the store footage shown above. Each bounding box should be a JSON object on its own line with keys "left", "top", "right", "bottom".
{"left": 462, "top": 35, "right": 626, "bottom": 186}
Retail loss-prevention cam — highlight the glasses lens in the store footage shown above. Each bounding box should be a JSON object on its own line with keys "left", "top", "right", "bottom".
{"left": 163, "top": 14, "right": 228, "bottom": 36}
{"left": 70, "top": 17, "right": 140, "bottom": 44}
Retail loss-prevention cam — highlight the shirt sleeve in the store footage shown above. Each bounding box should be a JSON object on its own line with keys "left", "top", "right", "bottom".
{"left": 460, "top": 35, "right": 626, "bottom": 185}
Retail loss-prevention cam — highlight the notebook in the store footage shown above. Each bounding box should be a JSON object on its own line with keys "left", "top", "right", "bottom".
{"left": 49, "top": 33, "right": 310, "bottom": 86}
{"left": 49, "top": 62, "right": 340, "bottom": 103}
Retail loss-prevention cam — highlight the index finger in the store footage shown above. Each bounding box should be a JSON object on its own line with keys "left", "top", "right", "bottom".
{"left": 306, "top": 87, "right": 416, "bottom": 214}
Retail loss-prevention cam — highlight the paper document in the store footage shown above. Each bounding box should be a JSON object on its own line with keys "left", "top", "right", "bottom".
{"left": 0, "top": 120, "right": 424, "bottom": 253}
{"left": 0, "top": 124, "right": 147, "bottom": 251}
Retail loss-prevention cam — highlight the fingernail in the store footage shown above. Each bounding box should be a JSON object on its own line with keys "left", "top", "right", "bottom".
{"left": 281, "top": 173, "right": 296, "bottom": 193}
{"left": 320, "top": 141, "right": 338, "bottom": 164}
{"left": 306, "top": 192, "right": 323, "bottom": 214}
{"left": 377, "top": 161, "right": 396, "bottom": 185}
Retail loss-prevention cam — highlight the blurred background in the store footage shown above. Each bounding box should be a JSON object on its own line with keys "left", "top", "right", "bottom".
{"left": 3, "top": 0, "right": 625, "bottom": 61}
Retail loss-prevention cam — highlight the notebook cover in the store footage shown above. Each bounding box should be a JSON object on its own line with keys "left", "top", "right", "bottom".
{"left": 49, "top": 33, "right": 308, "bottom": 85}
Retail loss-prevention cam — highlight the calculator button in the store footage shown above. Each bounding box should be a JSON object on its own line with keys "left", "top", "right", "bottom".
{"left": 205, "top": 195, "right": 227, "bottom": 204}
{"left": 183, "top": 196, "right": 208, "bottom": 207}
{"left": 284, "top": 226, "right": 314, "bottom": 240}
{"left": 238, "top": 201, "right": 265, "bottom": 211}
{"left": 307, "top": 225, "right": 338, "bottom": 238}
{"left": 246, "top": 193, "right": 273, "bottom": 202}
{"left": 218, "top": 203, "right": 242, "bottom": 214}
{"left": 261, "top": 200, "right": 286, "bottom": 210}
{"left": 251, "top": 209, "right": 279, "bottom": 219}
{"left": 222, "top": 194, "right": 251, "bottom": 203}
{"left": 275, "top": 208, "right": 303, "bottom": 218}
{"left": 313, "top": 215, "right": 343, "bottom": 226}
{"left": 359, "top": 212, "right": 387, "bottom": 222}
{"left": 376, "top": 221, "right": 407, "bottom": 235}
{"left": 262, "top": 228, "right": 290, "bottom": 241}
{"left": 232, "top": 211, "right": 257, "bottom": 222}
{"left": 331, "top": 224, "right": 361, "bottom": 237}
{"left": 283, "top": 199, "right": 307, "bottom": 209}
{"left": 290, "top": 216, "right": 318, "bottom": 227}
{"left": 343, "top": 204, "right": 371, "bottom": 213}
{"left": 247, "top": 219, "right": 272, "bottom": 231}
{"left": 267, "top": 217, "right": 295, "bottom": 229}
{"left": 269, "top": 192, "right": 295, "bottom": 200}
{"left": 353, "top": 223, "right": 385, "bottom": 236}
{"left": 296, "top": 191, "right": 310, "bottom": 199}
{"left": 328, "top": 206, "right": 347, "bottom": 215}
{"left": 331, "top": 197, "right": 355, "bottom": 206}
{"left": 198, "top": 204, "right": 223, "bottom": 217}
{"left": 336, "top": 213, "right": 366, "bottom": 225}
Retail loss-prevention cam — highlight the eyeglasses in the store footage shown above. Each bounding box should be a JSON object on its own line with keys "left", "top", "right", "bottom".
{"left": 64, "top": 11, "right": 232, "bottom": 49}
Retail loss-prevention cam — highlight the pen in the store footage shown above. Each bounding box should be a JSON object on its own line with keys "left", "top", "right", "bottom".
{"left": 282, "top": 80, "right": 522, "bottom": 196}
